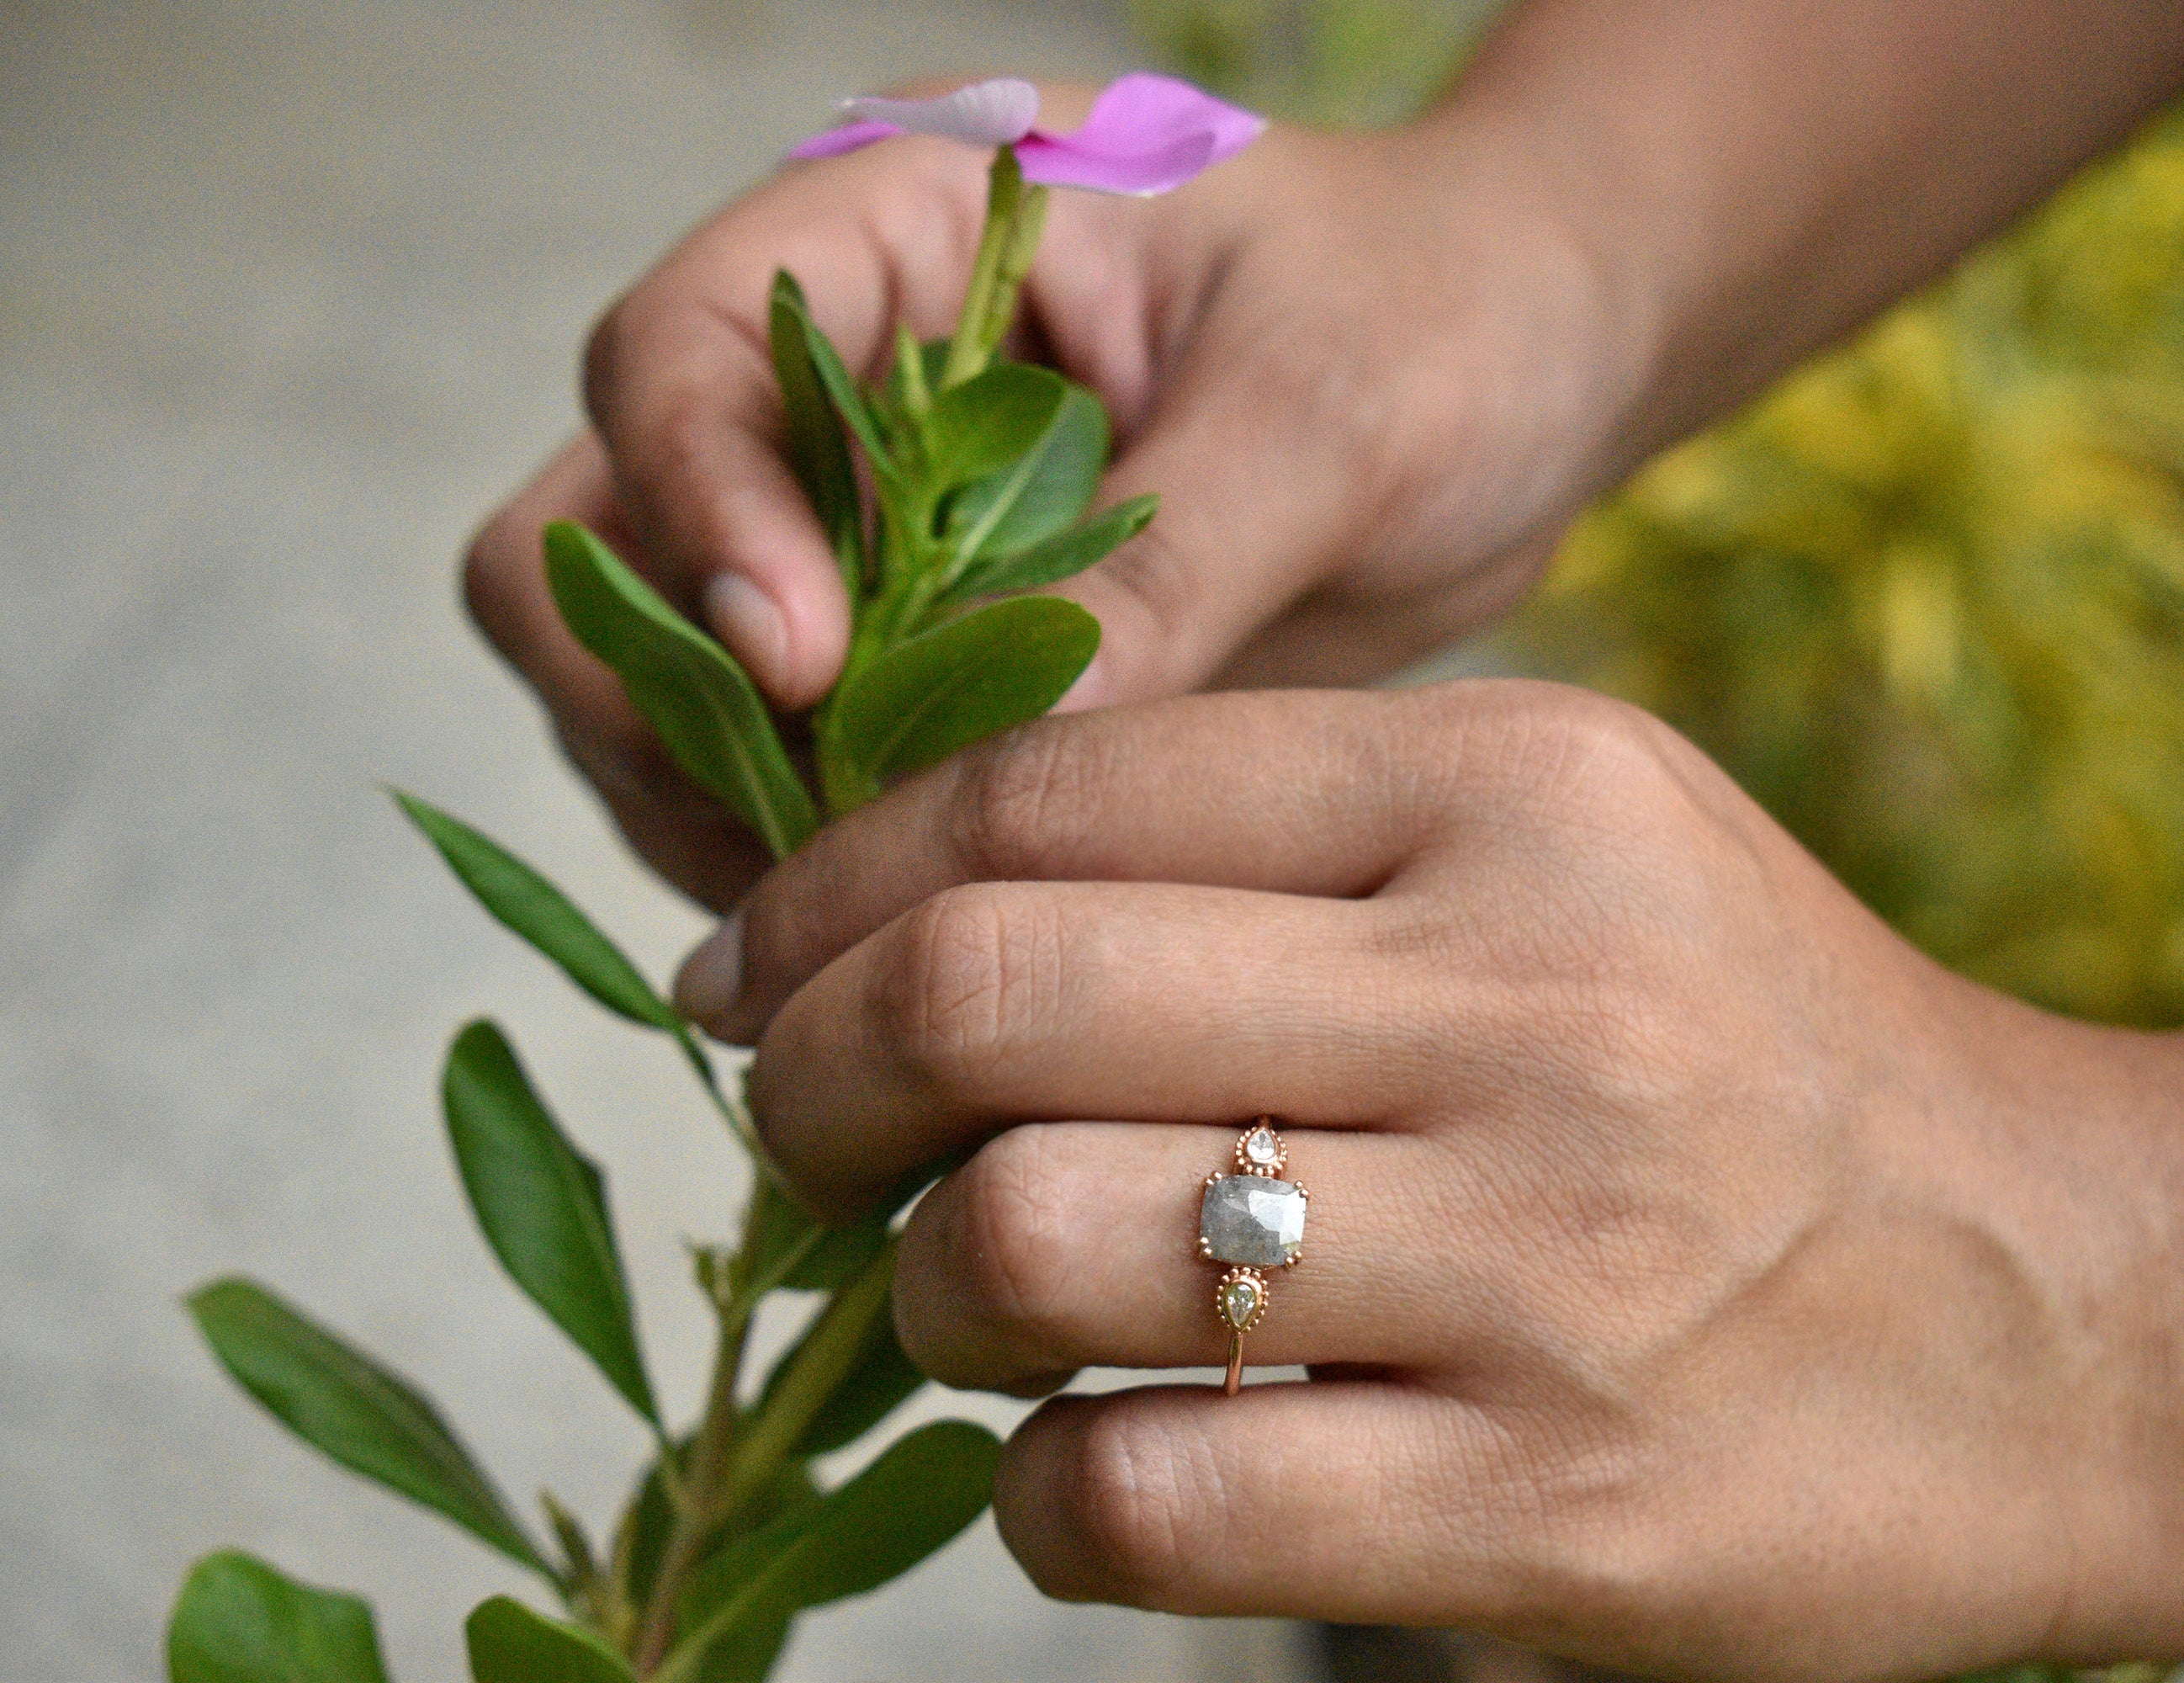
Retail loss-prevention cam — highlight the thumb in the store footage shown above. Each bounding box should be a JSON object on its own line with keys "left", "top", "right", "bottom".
{"left": 582, "top": 289, "right": 854, "bottom": 711}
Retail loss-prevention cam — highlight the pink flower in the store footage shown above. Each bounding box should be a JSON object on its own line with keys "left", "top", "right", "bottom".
{"left": 789, "top": 74, "right": 1264, "bottom": 196}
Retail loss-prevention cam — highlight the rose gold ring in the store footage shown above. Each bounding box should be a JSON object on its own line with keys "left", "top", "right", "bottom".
{"left": 1195, "top": 1118, "right": 1307, "bottom": 1394}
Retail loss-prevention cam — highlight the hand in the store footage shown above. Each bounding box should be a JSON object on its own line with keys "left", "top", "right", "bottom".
{"left": 462, "top": 88, "right": 1630, "bottom": 910}
{"left": 680, "top": 684, "right": 2184, "bottom": 1676}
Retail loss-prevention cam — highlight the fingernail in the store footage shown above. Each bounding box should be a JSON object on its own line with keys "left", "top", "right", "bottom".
{"left": 1053, "top": 650, "right": 1107, "bottom": 714}
{"left": 705, "top": 573, "right": 788, "bottom": 684}
{"left": 675, "top": 909, "right": 745, "bottom": 1036}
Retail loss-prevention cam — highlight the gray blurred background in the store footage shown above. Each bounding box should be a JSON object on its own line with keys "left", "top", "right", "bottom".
{"left": 0, "top": 2, "right": 1317, "bottom": 1677}
{"left": 23, "top": 3, "right": 2184, "bottom": 1681}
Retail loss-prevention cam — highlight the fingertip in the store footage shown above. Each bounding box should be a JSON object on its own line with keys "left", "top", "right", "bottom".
{"left": 704, "top": 572, "right": 787, "bottom": 685}
{"left": 1050, "top": 648, "right": 1111, "bottom": 714}
{"left": 673, "top": 909, "right": 745, "bottom": 1040}
{"left": 993, "top": 1394, "right": 1103, "bottom": 1600}
{"left": 706, "top": 560, "right": 851, "bottom": 709}
{"left": 994, "top": 1388, "right": 1217, "bottom": 1609}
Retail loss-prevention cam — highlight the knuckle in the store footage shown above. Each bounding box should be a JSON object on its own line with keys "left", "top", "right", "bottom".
{"left": 1226, "top": 274, "right": 1413, "bottom": 531}
{"left": 1288, "top": 342, "right": 1406, "bottom": 508}
{"left": 946, "top": 725, "right": 1102, "bottom": 879}
{"left": 873, "top": 884, "right": 1056, "bottom": 1086}
{"left": 1055, "top": 1408, "right": 1199, "bottom": 1604}
{"left": 1543, "top": 689, "right": 1679, "bottom": 790}
{"left": 1431, "top": 682, "right": 1686, "bottom": 817}
{"left": 624, "top": 384, "right": 726, "bottom": 514}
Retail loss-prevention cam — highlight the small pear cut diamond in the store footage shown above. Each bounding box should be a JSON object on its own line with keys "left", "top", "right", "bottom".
{"left": 1232, "top": 1119, "right": 1287, "bottom": 1176}
{"left": 1220, "top": 1275, "right": 1262, "bottom": 1329}
{"left": 1200, "top": 1174, "right": 1306, "bottom": 1266}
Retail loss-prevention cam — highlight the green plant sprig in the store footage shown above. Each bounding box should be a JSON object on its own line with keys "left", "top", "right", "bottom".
{"left": 167, "top": 145, "right": 1156, "bottom": 1683}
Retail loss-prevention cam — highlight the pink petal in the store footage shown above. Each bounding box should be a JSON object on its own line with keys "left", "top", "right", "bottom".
{"left": 1016, "top": 130, "right": 1217, "bottom": 196}
{"left": 787, "top": 119, "right": 902, "bottom": 162}
{"left": 1018, "top": 73, "right": 1264, "bottom": 195}
{"left": 840, "top": 78, "right": 1041, "bottom": 147}
{"left": 1081, "top": 73, "right": 1267, "bottom": 158}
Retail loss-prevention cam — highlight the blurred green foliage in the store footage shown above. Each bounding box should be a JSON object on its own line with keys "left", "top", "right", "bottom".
{"left": 1133, "top": 0, "right": 2184, "bottom": 1030}
{"left": 1128, "top": 0, "right": 1500, "bottom": 124}
{"left": 1508, "top": 105, "right": 2184, "bottom": 1029}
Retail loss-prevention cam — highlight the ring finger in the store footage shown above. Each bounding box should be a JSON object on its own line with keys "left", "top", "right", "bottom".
{"left": 893, "top": 1119, "right": 1482, "bottom": 1394}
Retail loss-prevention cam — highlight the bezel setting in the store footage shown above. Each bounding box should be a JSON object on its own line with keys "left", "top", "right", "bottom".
{"left": 1216, "top": 1266, "right": 1269, "bottom": 1333}
{"left": 1234, "top": 1119, "right": 1288, "bottom": 1176}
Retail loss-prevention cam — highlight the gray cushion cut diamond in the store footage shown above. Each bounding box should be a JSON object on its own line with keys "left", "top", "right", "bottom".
{"left": 1200, "top": 1175, "right": 1306, "bottom": 1267}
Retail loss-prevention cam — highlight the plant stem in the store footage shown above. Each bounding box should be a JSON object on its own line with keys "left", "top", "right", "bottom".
{"left": 674, "top": 1025, "right": 800, "bottom": 1203}
{"left": 628, "top": 1192, "right": 835, "bottom": 1671}
{"left": 719, "top": 1237, "right": 898, "bottom": 1521}
{"left": 630, "top": 1305, "right": 749, "bottom": 1674}
{"left": 979, "top": 178, "right": 1048, "bottom": 358}
{"left": 633, "top": 146, "right": 1055, "bottom": 1674}
{"left": 941, "top": 148, "right": 1022, "bottom": 389}
{"left": 941, "top": 148, "right": 1048, "bottom": 390}
{"left": 893, "top": 321, "right": 932, "bottom": 419}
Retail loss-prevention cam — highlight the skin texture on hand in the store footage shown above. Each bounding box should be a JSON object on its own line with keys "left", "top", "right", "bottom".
{"left": 679, "top": 685, "right": 2184, "bottom": 1680}
{"left": 462, "top": 3, "right": 2184, "bottom": 916}
{"left": 463, "top": 94, "right": 1633, "bottom": 909}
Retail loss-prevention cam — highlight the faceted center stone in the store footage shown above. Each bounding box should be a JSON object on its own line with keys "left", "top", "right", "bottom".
{"left": 1200, "top": 1175, "right": 1306, "bottom": 1267}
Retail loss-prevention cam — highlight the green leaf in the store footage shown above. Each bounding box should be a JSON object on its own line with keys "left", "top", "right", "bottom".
{"left": 785, "top": 1310, "right": 925, "bottom": 1459}
{"left": 614, "top": 1447, "right": 813, "bottom": 1626}
{"left": 769, "top": 271, "right": 867, "bottom": 598}
{"left": 610, "top": 1448, "right": 682, "bottom": 1616}
{"left": 780, "top": 1219, "right": 888, "bottom": 1293}
{"left": 946, "top": 382, "right": 1110, "bottom": 563}
{"left": 943, "top": 494, "right": 1158, "bottom": 607}
{"left": 442, "top": 1020, "right": 657, "bottom": 1425}
{"left": 543, "top": 521, "right": 818, "bottom": 861}
{"left": 610, "top": 1457, "right": 807, "bottom": 1683}
{"left": 464, "top": 1598, "right": 633, "bottom": 1683}
{"left": 739, "top": 1179, "right": 888, "bottom": 1295}
{"left": 768, "top": 270, "right": 891, "bottom": 475}
{"left": 185, "top": 1278, "right": 549, "bottom": 1576}
{"left": 390, "top": 791, "right": 676, "bottom": 1033}
{"left": 923, "top": 363, "right": 1068, "bottom": 495}
{"left": 167, "top": 1553, "right": 390, "bottom": 1683}
{"left": 1945, "top": 1671, "right": 2081, "bottom": 1683}
{"left": 830, "top": 596, "right": 1100, "bottom": 785}
{"left": 883, "top": 337, "right": 950, "bottom": 417}
{"left": 664, "top": 1471, "right": 815, "bottom": 1683}
{"left": 673, "top": 1603, "right": 792, "bottom": 1683}
{"left": 668, "top": 1530, "right": 799, "bottom": 1683}
{"left": 660, "top": 1422, "right": 1002, "bottom": 1683}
